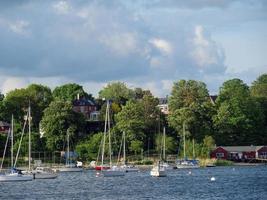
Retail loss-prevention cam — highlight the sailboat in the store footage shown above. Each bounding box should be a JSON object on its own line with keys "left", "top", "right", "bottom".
{"left": 160, "top": 127, "right": 173, "bottom": 170}
{"left": 58, "top": 130, "right": 83, "bottom": 172}
{"left": 0, "top": 115, "right": 32, "bottom": 182}
{"left": 118, "top": 131, "right": 139, "bottom": 172}
{"left": 176, "top": 122, "right": 199, "bottom": 169}
{"left": 97, "top": 100, "right": 125, "bottom": 177}
{"left": 20, "top": 104, "right": 58, "bottom": 179}
{"left": 150, "top": 127, "right": 167, "bottom": 177}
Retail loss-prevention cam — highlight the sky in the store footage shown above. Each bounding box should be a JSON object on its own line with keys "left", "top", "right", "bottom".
{"left": 0, "top": 0, "right": 266, "bottom": 97}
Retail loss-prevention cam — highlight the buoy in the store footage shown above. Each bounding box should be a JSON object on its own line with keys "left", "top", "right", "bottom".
{"left": 210, "top": 177, "right": 216, "bottom": 181}
{"left": 188, "top": 171, "right": 192, "bottom": 175}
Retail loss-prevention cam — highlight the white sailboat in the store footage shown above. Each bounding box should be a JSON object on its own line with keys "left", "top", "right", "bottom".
{"left": 150, "top": 161, "right": 167, "bottom": 177}
{"left": 118, "top": 132, "right": 139, "bottom": 172}
{"left": 58, "top": 130, "right": 82, "bottom": 172}
{"left": 161, "top": 127, "right": 173, "bottom": 170}
{"left": 0, "top": 115, "right": 32, "bottom": 182}
{"left": 98, "top": 100, "right": 125, "bottom": 177}
{"left": 21, "top": 104, "right": 58, "bottom": 179}
{"left": 150, "top": 127, "right": 167, "bottom": 177}
{"left": 176, "top": 122, "right": 199, "bottom": 169}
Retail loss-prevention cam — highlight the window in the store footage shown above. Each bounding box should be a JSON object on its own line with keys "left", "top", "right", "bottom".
{"left": 216, "top": 152, "right": 224, "bottom": 158}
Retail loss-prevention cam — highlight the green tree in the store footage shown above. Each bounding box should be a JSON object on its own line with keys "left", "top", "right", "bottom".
{"left": 75, "top": 133, "right": 102, "bottom": 161}
{"left": 115, "top": 100, "right": 145, "bottom": 149}
{"left": 250, "top": 74, "right": 267, "bottom": 143}
{"left": 0, "top": 84, "right": 52, "bottom": 129}
{"left": 40, "top": 100, "right": 86, "bottom": 151}
{"left": 213, "top": 79, "right": 264, "bottom": 145}
{"left": 155, "top": 134, "right": 177, "bottom": 155}
{"left": 53, "top": 83, "right": 92, "bottom": 102}
{"left": 129, "top": 140, "right": 143, "bottom": 156}
{"left": 99, "top": 82, "right": 134, "bottom": 105}
{"left": 168, "top": 80, "right": 214, "bottom": 142}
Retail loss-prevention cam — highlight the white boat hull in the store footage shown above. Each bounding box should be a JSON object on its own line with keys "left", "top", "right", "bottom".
{"left": 58, "top": 167, "right": 83, "bottom": 172}
{"left": 0, "top": 173, "right": 33, "bottom": 182}
{"left": 176, "top": 165, "right": 200, "bottom": 169}
{"left": 150, "top": 169, "right": 166, "bottom": 177}
{"left": 150, "top": 166, "right": 166, "bottom": 177}
{"left": 125, "top": 168, "right": 139, "bottom": 172}
{"left": 102, "top": 169, "right": 125, "bottom": 177}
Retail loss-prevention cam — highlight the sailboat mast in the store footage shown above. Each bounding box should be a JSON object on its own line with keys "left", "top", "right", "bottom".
{"left": 1, "top": 128, "right": 10, "bottom": 169}
{"left": 11, "top": 115, "right": 14, "bottom": 168}
{"left": 193, "top": 139, "right": 195, "bottom": 159}
{"left": 67, "top": 130, "right": 70, "bottom": 166}
{"left": 107, "top": 100, "right": 112, "bottom": 168}
{"left": 101, "top": 100, "right": 108, "bottom": 169}
{"left": 123, "top": 131, "right": 126, "bottom": 165}
{"left": 163, "top": 127, "right": 166, "bottom": 161}
{"left": 28, "top": 103, "right": 31, "bottom": 171}
{"left": 183, "top": 122, "right": 186, "bottom": 159}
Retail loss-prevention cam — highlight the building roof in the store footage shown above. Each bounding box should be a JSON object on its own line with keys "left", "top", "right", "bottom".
{"left": 158, "top": 97, "right": 168, "bottom": 105}
{"left": 218, "top": 146, "right": 264, "bottom": 152}
{"left": 73, "top": 98, "right": 96, "bottom": 106}
{"left": 209, "top": 95, "right": 218, "bottom": 104}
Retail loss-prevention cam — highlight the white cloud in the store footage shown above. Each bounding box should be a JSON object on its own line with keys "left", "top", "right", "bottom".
{"left": 99, "top": 32, "right": 139, "bottom": 56}
{"left": 190, "top": 25, "right": 225, "bottom": 70}
{"left": 1, "top": 77, "right": 29, "bottom": 94}
{"left": 0, "top": 18, "right": 30, "bottom": 35}
{"left": 53, "top": 1, "right": 70, "bottom": 15}
{"left": 149, "top": 38, "right": 173, "bottom": 55}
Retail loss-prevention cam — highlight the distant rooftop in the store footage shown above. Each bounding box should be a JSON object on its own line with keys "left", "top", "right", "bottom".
{"left": 73, "top": 98, "right": 96, "bottom": 106}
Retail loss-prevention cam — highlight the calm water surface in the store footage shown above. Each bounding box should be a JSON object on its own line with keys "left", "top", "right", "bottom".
{"left": 0, "top": 166, "right": 266, "bottom": 200}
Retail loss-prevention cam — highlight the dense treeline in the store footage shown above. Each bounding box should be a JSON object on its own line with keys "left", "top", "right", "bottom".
{"left": 0, "top": 74, "right": 266, "bottom": 161}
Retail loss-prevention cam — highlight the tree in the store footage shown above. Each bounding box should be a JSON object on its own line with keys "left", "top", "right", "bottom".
{"left": 0, "top": 84, "right": 52, "bottom": 129}
{"left": 99, "top": 82, "right": 134, "bottom": 105}
{"left": 213, "top": 79, "right": 265, "bottom": 145}
{"left": 40, "top": 100, "right": 86, "bottom": 151}
{"left": 155, "top": 134, "right": 177, "bottom": 155}
{"left": 250, "top": 74, "right": 267, "bottom": 144}
{"left": 115, "top": 100, "right": 145, "bottom": 149}
{"left": 53, "top": 83, "right": 92, "bottom": 102}
{"left": 75, "top": 133, "right": 102, "bottom": 161}
{"left": 168, "top": 80, "right": 214, "bottom": 142}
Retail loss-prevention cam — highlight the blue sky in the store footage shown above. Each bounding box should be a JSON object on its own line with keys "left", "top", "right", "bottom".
{"left": 0, "top": 0, "right": 266, "bottom": 97}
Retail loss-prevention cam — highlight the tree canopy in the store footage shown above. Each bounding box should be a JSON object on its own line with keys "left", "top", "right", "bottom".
{"left": 213, "top": 79, "right": 265, "bottom": 145}
{"left": 40, "top": 100, "right": 85, "bottom": 151}
{"left": 53, "top": 83, "right": 92, "bottom": 102}
{"left": 99, "top": 82, "right": 134, "bottom": 105}
{"left": 168, "top": 80, "right": 213, "bottom": 142}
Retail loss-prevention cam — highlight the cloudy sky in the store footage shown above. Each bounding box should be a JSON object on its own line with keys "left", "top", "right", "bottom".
{"left": 0, "top": 0, "right": 266, "bottom": 97}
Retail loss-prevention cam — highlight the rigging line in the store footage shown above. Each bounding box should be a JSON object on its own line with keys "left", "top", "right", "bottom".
{"left": 14, "top": 111, "right": 29, "bottom": 167}
{"left": 117, "top": 132, "right": 123, "bottom": 166}
{"left": 1, "top": 128, "right": 11, "bottom": 169}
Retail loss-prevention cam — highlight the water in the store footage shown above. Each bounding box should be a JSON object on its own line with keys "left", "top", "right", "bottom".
{"left": 0, "top": 166, "right": 267, "bottom": 200}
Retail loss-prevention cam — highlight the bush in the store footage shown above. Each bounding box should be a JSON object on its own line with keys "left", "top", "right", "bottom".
{"left": 214, "top": 159, "right": 233, "bottom": 166}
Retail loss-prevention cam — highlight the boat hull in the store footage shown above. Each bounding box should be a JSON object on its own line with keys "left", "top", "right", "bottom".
{"left": 102, "top": 170, "right": 125, "bottom": 177}
{"left": 95, "top": 166, "right": 110, "bottom": 171}
{"left": 150, "top": 170, "right": 166, "bottom": 177}
{"left": 0, "top": 173, "right": 33, "bottom": 182}
{"left": 58, "top": 167, "right": 83, "bottom": 172}
{"left": 125, "top": 168, "right": 139, "bottom": 172}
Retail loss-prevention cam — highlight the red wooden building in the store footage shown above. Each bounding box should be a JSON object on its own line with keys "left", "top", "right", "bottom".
{"left": 211, "top": 146, "right": 267, "bottom": 161}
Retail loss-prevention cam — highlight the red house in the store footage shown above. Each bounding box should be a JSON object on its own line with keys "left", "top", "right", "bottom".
{"left": 211, "top": 146, "right": 267, "bottom": 161}
{"left": 72, "top": 97, "right": 99, "bottom": 120}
